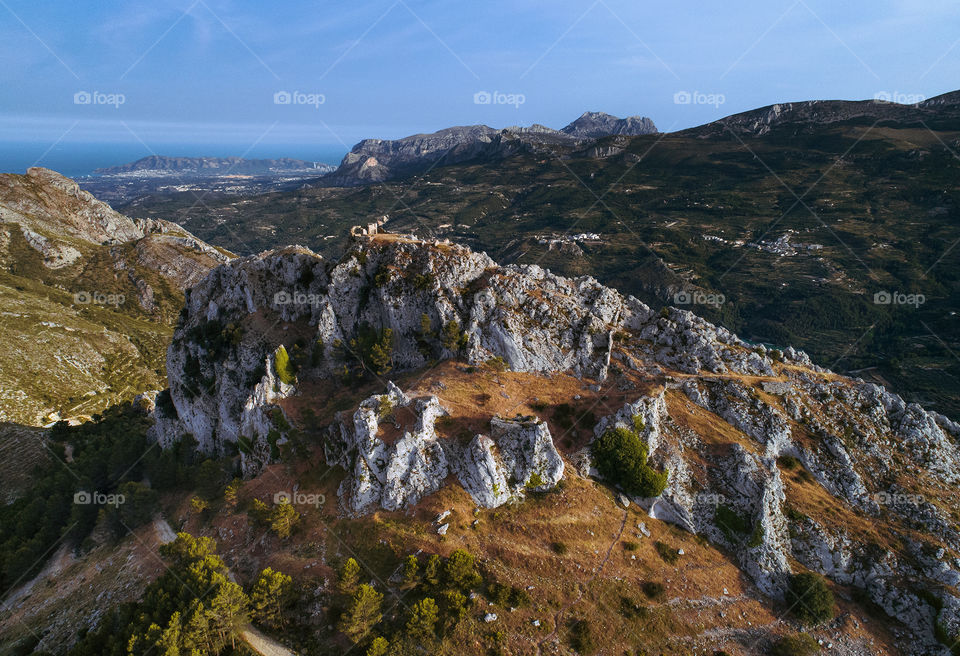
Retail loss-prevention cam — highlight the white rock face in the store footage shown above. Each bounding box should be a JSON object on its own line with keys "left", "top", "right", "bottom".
{"left": 326, "top": 383, "right": 564, "bottom": 516}
{"left": 604, "top": 374, "right": 960, "bottom": 652}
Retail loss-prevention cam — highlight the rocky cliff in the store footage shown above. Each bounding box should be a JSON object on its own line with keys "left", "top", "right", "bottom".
{"left": 153, "top": 233, "right": 960, "bottom": 654}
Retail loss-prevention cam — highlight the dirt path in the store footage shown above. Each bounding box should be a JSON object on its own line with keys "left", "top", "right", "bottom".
{"left": 242, "top": 625, "right": 298, "bottom": 656}
{"left": 1, "top": 543, "right": 73, "bottom": 610}
{"left": 536, "top": 507, "right": 629, "bottom": 654}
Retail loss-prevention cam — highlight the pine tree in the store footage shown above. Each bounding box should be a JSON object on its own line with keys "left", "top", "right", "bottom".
{"left": 206, "top": 578, "right": 249, "bottom": 650}
{"left": 366, "top": 636, "right": 389, "bottom": 656}
{"left": 269, "top": 498, "right": 299, "bottom": 538}
{"left": 339, "top": 557, "right": 361, "bottom": 595}
{"left": 338, "top": 584, "right": 383, "bottom": 643}
{"left": 274, "top": 345, "right": 297, "bottom": 384}
{"left": 401, "top": 554, "right": 419, "bottom": 585}
{"left": 441, "top": 320, "right": 467, "bottom": 353}
{"left": 156, "top": 612, "right": 182, "bottom": 656}
{"left": 423, "top": 554, "right": 441, "bottom": 587}
{"left": 182, "top": 601, "right": 214, "bottom": 654}
{"left": 405, "top": 597, "right": 439, "bottom": 643}
{"left": 223, "top": 479, "right": 242, "bottom": 508}
{"left": 440, "top": 589, "right": 468, "bottom": 627}
{"left": 368, "top": 328, "right": 394, "bottom": 375}
{"left": 250, "top": 567, "right": 293, "bottom": 629}
{"left": 443, "top": 549, "right": 481, "bottom": 590}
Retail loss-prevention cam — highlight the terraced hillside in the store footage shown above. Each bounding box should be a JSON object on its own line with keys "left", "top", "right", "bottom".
{"left": 0, "top": 167, "right": 231, "bottom": 424}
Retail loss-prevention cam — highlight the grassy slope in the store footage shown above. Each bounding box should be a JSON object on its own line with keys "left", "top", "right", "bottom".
{"left": 0, "top": 225, "right": 181, "bottom": 425}
{"left": 2, "top": 358, "right": 932, "bottom": 654}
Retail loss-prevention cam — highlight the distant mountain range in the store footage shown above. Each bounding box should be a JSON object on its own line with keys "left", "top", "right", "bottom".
{"left": 324, "top": 111, "right": 657, "bottom": 184}
{"left": 90, "top": 112, "right": 656, "bottom": 185}
{"left": 94, "top": 156, "right": 336, "bottom": 176}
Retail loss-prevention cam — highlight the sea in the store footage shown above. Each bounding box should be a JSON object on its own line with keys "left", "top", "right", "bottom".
{"left": 0, "top": 142, "right": 348, "bottom": 178}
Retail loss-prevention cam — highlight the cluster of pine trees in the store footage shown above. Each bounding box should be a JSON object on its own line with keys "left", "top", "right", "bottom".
{"left": 67, "top": 533, "right": 293, "bottom": 656}
{"left": 333, "top": 548, "right": 526, "bottom": 655}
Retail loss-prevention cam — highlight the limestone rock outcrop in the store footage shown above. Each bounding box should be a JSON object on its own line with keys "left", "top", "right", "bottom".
{"left": 325, "top": 382, "right": 564, "bottom": 516}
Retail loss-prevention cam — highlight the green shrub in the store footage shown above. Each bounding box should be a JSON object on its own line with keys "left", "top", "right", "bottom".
{"left": 486, "top": 356, "right": 509, "bottom": 372}
{"left": 551, "top": 541, "right": 568, "bottom": 555}
{"left": 748, "top": 523, "right": 765, "bottom": 548}
{"left": 654, "top": 541, "right": 679, "bottom": 564}
{"left": 372, "top": 265, "right": 390, "bottom": 287}
{"left": 770, "top": 633, "right": 820, "bottom": 655}
{"left": 441, "top": 319, "right": 468, "bottom": 353}
{"left": 618, "top": 596, "right": 650, "bottom": 619}
{"left": 487, "top": 582, "right": 512, "bottom": 606}
{"left": 777, "top": 455, "right": 800, "bottom": 470}
{"left": 568, "top": 618, "right": 597, "bottom": 655}
{"left": 413, "top": 273, "right": 434, "bottom": 290}
{"left": 443, "top": 549, "right": 482, "bottom": 591}
{"left": 591, "top": 426, "right": 668, "bottom": 497}
{"left": 274, "top": 345, "right": 296, "bottom": 384}
{"left": 786, "top": 573, "right": 835, "bottom": 626}
{"left": 715, "top": 504, "right": 751, "bottom": 543}
{"left": 641, "top": 581, "right": 666, "bottom": 600}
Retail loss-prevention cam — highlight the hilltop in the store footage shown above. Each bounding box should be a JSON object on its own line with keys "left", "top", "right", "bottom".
{"left": 125, "top": 230, "right": 960, "bottom": 655}
{"left": 324, "top": 111, "right": 656, "bottom": 184}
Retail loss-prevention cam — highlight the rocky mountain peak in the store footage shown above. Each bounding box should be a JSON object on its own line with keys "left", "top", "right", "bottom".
{"left": 148, "top": 230, "right": 960, "bottom": 652}
{"left": 560, "top": 111, "right": 657, "bottom": 138}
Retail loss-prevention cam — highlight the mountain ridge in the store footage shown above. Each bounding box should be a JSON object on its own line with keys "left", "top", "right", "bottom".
{"left": 0, "top": 167, "right": 231, "bottom": 424}
{"left": 324, "top": 111, "right": 657, "bottom": 184}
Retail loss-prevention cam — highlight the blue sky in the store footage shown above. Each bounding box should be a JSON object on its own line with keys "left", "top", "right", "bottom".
{"left": 0, "top": 0, "right": 958, "bottom": 170}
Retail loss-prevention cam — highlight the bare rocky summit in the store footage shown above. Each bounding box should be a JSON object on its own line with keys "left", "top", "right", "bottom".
{"left": 560, "top": 111, "right": 657, "bottom": 139}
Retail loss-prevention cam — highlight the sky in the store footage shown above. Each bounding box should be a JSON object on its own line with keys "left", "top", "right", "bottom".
{"left": 0, "top": 0, "right": 958, "bottom": 173}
